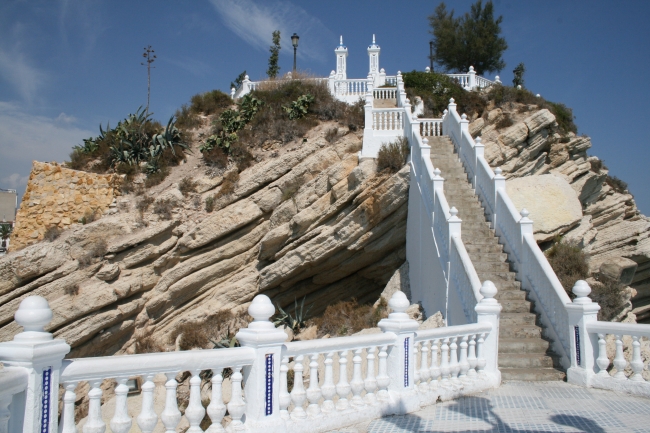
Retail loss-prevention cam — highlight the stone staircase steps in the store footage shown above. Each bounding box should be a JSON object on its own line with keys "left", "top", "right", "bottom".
{"left": 429, "top": 135, "right": 565, "bottom": 381}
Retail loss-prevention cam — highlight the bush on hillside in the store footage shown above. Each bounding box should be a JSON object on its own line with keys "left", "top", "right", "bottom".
{"left": 377, "top": 137, "right": 410, "bottom": 173}
{"left": 312, "top": 298, "right": 388, "bottom": 338}
{"left": 175, "top": 89, "right": 233, "bottom": 131}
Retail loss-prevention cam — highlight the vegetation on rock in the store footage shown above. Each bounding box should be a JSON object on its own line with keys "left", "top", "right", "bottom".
{"left": 377, "top": 137, "right": 410, "bottom": 174}
{"left": 267, "top": 30, "right": 281, "bottom": 79}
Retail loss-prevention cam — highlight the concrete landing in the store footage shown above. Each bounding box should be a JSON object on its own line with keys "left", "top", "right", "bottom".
{"left": 330, "top": 381, "right": 650, "bottom": 433}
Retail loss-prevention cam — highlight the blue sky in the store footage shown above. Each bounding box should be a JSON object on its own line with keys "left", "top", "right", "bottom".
{"left": 1, "top": 0, "right": 649, "bottom": 214}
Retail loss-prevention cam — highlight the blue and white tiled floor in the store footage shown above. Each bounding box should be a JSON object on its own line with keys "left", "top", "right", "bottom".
{"left": 333, "top": 381, "right": 650, "bottom": 433}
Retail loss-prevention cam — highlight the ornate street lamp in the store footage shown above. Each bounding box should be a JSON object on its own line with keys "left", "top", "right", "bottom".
{"left": 291, "top": 33, "right": 300, "bottom": 73}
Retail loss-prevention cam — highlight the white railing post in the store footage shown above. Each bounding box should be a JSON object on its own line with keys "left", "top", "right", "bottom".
{"left": 566, "top": 280, "right": 600, "bottom": 387}
{"left": 236, "top": 295, "right": 287, "bottom": 429}
{"left": 432, "top": 168, "right": 444, "bottom": 209}
{"left": 468, "top": 66, "right": 476, "bottom": 90}
{"left": 493, "top": 168, "right": 505, "bottom": 228}
{"left": 328, "top": 70, "right": 336, "bottom": 94}
{"left": 517, "top": 209, "right": 533, "bottom": 274}
{"left": 396, "top": 71, "right": 406, "bottom": 106}
{"left": 474, "top": 281, "right": 501, "bottom": 383}
{"left": 378, "top": 68, "right": 387, "bottom": 87}
{"left": 0, "top": 297, "right": 70, "bottom": 433}
{"left": 448, "top": 207, "right": 462, "bottom": 251}
{"left": 473, "top": 137, "right": 485, "bottom": 189}
{"left": 230, "top": 87, "right": 236, "bottom": 100}
{"left": 377, "top": 291, "right": 420, "bottom": 413}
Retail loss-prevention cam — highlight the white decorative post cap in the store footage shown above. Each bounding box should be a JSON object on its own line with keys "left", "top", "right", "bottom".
{"left": 237, "top": 295, "right": 287, "bottom": 345}
{"left": 536, "top": 94, "right": 541, "bottom": 98}
{"left": 475, "top": 136, "right": 483, "bottom": 146}
{"left": 480, "top": 281, "right": 498, "bottom": 301}
{"left": 14, "top": 296, "right": 54, "bottom": 341}
{"left": 378, "top": 291, "right": 418, "bottom": 333}
{"left": 422, "top": 138, "right": 429, "bottom": 147}
{"left": 397, "top": 71, "right": 402, "bottom": 76}
{"left": 469, "top": 66, "right": 475, "bottom": 72}
{"left": 449, "top": 207, "right": 459, "bottom": 218}
{"left": 433, "top": 168, "right": 441, "bottom": 178}
{"left": 517, "top": 85, "right": 522, "bottom": 90}
{"left": 449, "top": 98, "right": 455, "bottom": 104}
{"left": 461, "top": 113, "right": 468, "bottom": 121}
{"left": 520, "top": 208, "right": 530, "bottom": 218}
{"left": 380, "top": 68, "right": 385, "bottom": 73}
{"left": 248, "top": 295, "right": 275, "bottom": 325}
{"left": 572, "top": 280, "right": 593, "bottom": 304}
{"left": 244, "top": 75, "right": 250, "bottom": 81}
{"left": 494, "top": 167, "right": 502, "bottom": 176}
{"left": 388, "top": 291, "right": 409, "bottom": 314}
{"left": 425, "top": 66, "right": 431, "bottom": 73}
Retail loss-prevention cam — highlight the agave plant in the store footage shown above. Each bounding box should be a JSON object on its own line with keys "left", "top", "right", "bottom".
{"left": 211, "top": 326, "right": 240, "bottom": 349}
{"left": 273, "top": 296, "right": 313, "bottom": 334}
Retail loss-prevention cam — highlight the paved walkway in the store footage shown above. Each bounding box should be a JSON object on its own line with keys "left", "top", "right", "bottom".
{"left": 335, "top": 381, "right": 650, "bottom": 433}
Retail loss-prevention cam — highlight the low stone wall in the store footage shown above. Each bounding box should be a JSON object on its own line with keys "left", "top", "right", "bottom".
{"left": 9, "top": 162, "right": 122, "bottom": 251}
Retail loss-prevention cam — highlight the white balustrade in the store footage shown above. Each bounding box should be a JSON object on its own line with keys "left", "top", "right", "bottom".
{"left": 567, "top": 281, "right": 650, "bottom": 398}
{"left": 373, "top": 87, "right": 397, "bottom": 100}
{"left": 372, "top": 109, "right": 404, "bottom": 132}
{"left": 420, "top": 119, "right": 443, "bottom": 137}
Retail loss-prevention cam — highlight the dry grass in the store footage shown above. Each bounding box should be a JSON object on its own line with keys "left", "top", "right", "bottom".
{"left": 43, "top": 226, "right": 62, "bottom": 242}
{"left": 135, "top": 196, "right": 154, "bottom": 213}
{"left": 77, "top": 238, "right": 108, "bottom": 267}
{"left": 171, "top": 310, "right": 252, "bottom": 350}
{"left": 217, "top": 170, "right": 239, "bottom": 197}
{"left": 494, "top": 115, "right": 514, "bottom": 129}
{"left": 590, "top": 276, "right": 629, "bottom": 321}
{"left": 153, "top": 199, "right": 176, "bottom": 220}
{"left": 205, "top": 195, "right": 216, "bottom": 213}
{"left": 135, "top": 335, "right": 165, "bottom": 354}
{"left": 312, "top": 298, "right": 388, "bottom": 338}
{"left": 178, "top": 177, "right": 197, "bottom": 196}
{"left": 545, "top": 240, "right": 589, "bottom": 295}
{"left": 325, "top": 127, "right": 339, "bottom": 143}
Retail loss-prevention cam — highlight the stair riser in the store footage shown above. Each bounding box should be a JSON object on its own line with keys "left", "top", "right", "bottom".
{"left": 500, "top": 300, "right": 532, "bottom": 313}
{"left": 499, "top": 339, "right": 550, "bottom": 353}
{"left": 500, "top": 369, "right": 566, "bottom": 381}
{"left": 499, "top": 327, "right": 542, "bottom": 338}
{"left": 501, "top": 314, "right": 537, "bottom": 326}
{"left": 499, "top": 357, "right": 555, "bottom": 368}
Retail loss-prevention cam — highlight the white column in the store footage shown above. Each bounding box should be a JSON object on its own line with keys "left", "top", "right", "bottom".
{"left": 378, "top": 291, "right": 420, "bottom": 413}
{"left": 110, "top": 378, "right": 132, "bottom": 433}
{"left": 474, "top": 281, "right": 502, "bottom": 383}
{"left": 492, "top": 167, "right": 506, "bottom": 229}
{"left": 0, "top": 296, "right": 70, "bottom": 433}
{"left": 517, "top": 209, "right": 534, "bottom": 275}
{"left": 236, "top": 295, "right": 287, "bottom": 429}
{"left": 468, "top": 66, "right": 476, "bottom": 90}
{"left": 334, "top": 36, "right": 348, "bottom": 80}
{"left": 566, "top": 280, "right": 601, "bottom": 387}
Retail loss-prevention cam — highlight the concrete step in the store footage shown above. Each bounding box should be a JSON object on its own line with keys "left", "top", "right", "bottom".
{"left": 499, "top": 325, "right": 542, "bottom": 339}
{"left": 463, "top": 236, "right": 500, "bottom": 246}
{"left": 467, "top": 252, "right": 508, "bottom": 263}
{"left": 479, "top": 271, "right": 517, "bottom": 282}
{"left": 465, "top": 244, "right": 504, "bottom": 254}
{"left": 472, "top": 261, "right": 511, "bottom": 273}
{"left": 501, "top": 312, "right": 537, "bottom": 326}
{"left": 500, "top": 368, "right": 566, "bottom": 381}
{"left": 499, "top": 338, "right": 550, "bottom": 353}
{"left": 500, "top": 299, "right": 533, "bottom": 313}
{"left": 500, "top": 354, "right": 555, "bottom": 369}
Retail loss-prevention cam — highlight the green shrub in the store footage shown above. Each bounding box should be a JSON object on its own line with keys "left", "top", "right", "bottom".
{"left": 144, "top": 166, "right": 170, "bottom": 188}
{"left": 494, "top": 115, "right": 513, "bottom": 129}
{"left": 377, "top": 137, "right": 410, "bottom": 173}
{"left": 283, "top": 94, "right": 315, "bottom": 120}
{"left": 590, "top": 277, "right": 628, "bottom": 321}
{"left": 545, "top": 240, "right": 589, "bottom": 295}
{"left": 325, "top": 127, "right": 339, "bottom": 143}
{"left": 546, "top": 101, "right": 577, "bottom": 134}
{"left": 205, "top": 195, "right": 215, "bottom": 213}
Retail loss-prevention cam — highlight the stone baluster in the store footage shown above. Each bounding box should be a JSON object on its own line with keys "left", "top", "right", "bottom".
{"left": 613, "top": 335, "right": 627, "bottom": 379}
{"left": 336, "top": 350, "right": 350, "bottom": 410}
{"left": 279, "top": 357, "right": 290, "bottom": 419}
{"left": 476, "top": 333, "right": 487, "bottom": 375}
{"left": 306, "top": 354, "right": 321, "bottom": 416}
{"left": 137, "top": 375, "right": 158, "bottom": 433}
{"left": 419, "top": 341, "right": 430, "bottom": 391}
{"left": 376, "top": 345, "right": 390, "bottom": 400}
{"left": 60, "top": 383, "right": 78, "bottom": 433}
{"left": 449, "top": 337, "right": 460, "bottom": 382}
{"left": 429, "top": 339, "right": 440, "bottom": 388}
{"left": 596, "top": 334, "right": 610, "bottom": 376}
{"left": 84, "top": 381, "right": 105, "bottom": 433}
{"left": 364, "top": 346, "right": 378, "bottom": 404}
{"left": 459, "top": 336, "right": 470, "bottom": 379}
{"left": 228, "top": 367, "right": 246, "bottom": 429}
{"left": 321, "top": 352, "right": 336, "bottom": 412}
{"left": 290, "top": 356, "right": 307, "bottom": 419}
{"left": 630, "top": 336, "right": 644, "bottom": 381}
{"left": 350, "top": 349, "right": 365, "bottom": 407}
{"left": 467, "top": 335, "right": 478, "bottom": 377}
{"left": 110, "top": 378, "right": 132, "bottom": 433}
{"left": 161, "top": 373, "right": 181, "bottom": 433}
{"left": 440, "top": 338, "right": 450, "bottom": 383}
{"left": 205, "top": 372, "right": 226, "bottom": 433}
{"left": 186, "top": 370, "right": 206, "bottom": 432}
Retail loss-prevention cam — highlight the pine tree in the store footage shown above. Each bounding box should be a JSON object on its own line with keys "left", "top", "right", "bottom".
{"left": 428, "top": 0, "right": 507, "bottom": 75}
{"left": 512, "top": 62, "right": 525, "bottom": 88}
{"left": 267, "top": 31, "right": 281, "bottom": 79}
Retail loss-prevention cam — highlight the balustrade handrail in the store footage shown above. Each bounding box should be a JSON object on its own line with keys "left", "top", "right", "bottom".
{"left": 451, "top": 235, "right": 483, "bottom": 303}
{"left": 284, "top": 332, "right": 396, "bottom": 357}
{"left": 415, "top": 322, "right": 491, "bottom": 341}
{"left": 60, "top": 346, "right": 256, "bottom": 382}
{"left": 0, "top": 366, "right": 28, "bottom": 395}
{"left": 586, "top": 321, "right": 650, "bottom": 337}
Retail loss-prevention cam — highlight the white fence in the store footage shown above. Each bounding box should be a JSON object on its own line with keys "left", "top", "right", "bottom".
{"left": 0, "top": 290, "right": 500, "bottom": 433}
{"left": 446, "top": 67, "right": 497, "bottom": 91}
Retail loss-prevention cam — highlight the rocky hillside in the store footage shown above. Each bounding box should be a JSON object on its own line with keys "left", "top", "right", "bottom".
{"left": 0, "top": 119, "right": 409, "bottom": 357}
{"left": 469, "top": 101, "right": 650, "bottom": 321}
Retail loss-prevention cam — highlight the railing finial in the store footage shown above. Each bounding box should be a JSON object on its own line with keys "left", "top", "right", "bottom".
{"left": 449, "top": 207, "right": 459, "bottom": 218}
{"left": 461, "top": 113, "right": 468, "bottom": 120}
{"left": 422, "top": 137, "right": 429, "bottom": 147}
{"left": 449, "top": 97, "right": 455, "bottom": 104}
{"left": 572, "top": 280, "right": 593, "bottom": 304}
{"left": 14, "top": 296, "right": 53, "bottom": 339}
{"left": 475, "top": 136, "right": 482, "bottom": 146}
{"left": 433, "top": 168, "right": 441, "bottom": 178}
{"left": 494, "top": 167, "right": 502, "bottom": 175}
{"left": 479, "top": 281, "right": 498, "bottom": 302}
{"left": 248, "top": 294, "right": 275, "bottom": 324}
{"left": 520, "top": 208, "right": 530, "bottom": 219}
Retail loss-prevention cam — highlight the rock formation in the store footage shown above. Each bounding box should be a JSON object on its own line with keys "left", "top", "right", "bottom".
{"left": 0, "top": 123, "right": 409, "bottom": 356}
{"left": 470, "top": 105, "right": 650, "bottom": 321}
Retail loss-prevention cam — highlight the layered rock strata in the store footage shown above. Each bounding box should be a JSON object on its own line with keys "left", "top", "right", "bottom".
{"left": 470, "top": 105, "right": 650, "bottom": 320}
{"left": 0, "top": 129, "right": 409, "bottom": 356}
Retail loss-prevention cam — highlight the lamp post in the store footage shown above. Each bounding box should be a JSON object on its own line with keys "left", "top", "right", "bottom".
{"left": 429, "top": 41, "right": 434, "bottom": 72}
{"left": 291, "top": 33, "right": 300, "bottom": 74}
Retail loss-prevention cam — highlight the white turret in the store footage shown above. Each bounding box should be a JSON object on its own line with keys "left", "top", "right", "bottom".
{"left": 334, "top": 35, "right": 348, "bottom": 80}
{"left": 367, "top": 34, "right": 381, "bottom": 84}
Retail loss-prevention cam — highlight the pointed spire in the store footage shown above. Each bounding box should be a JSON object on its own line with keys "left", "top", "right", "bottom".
{"left": 373, "top": 34, "right": 376, "bottom": 44}
{"left": 340, "top": 35, "right": 343, "bottom": 45}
